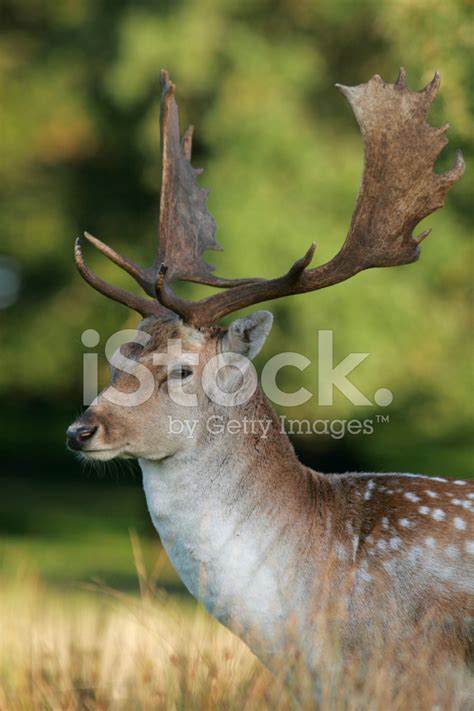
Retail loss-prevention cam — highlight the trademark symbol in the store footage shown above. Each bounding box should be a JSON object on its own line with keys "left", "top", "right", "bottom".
{"left": 376, "top": 414, "right": 390, "bottom": 424}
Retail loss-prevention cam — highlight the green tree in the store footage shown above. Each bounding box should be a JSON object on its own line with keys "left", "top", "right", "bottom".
{"left": 1, "top": 0, "right": 472, "bottom": 475}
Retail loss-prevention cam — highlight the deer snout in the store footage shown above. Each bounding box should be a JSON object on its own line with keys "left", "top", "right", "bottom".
{"left": 66, "top": 422, "right": 99, "bottom": 451}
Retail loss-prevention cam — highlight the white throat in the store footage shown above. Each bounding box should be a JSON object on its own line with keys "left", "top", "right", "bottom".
{"left": 139, "top": 441, "right": 304, "bottom": 661}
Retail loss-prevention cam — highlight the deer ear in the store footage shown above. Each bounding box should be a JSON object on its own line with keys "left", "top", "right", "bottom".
{"left": 222, "top": 310, "right": 273, "bottom": 360}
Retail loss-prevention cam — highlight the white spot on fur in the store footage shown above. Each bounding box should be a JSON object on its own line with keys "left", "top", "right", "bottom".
{"left": 363, "top": 480, "right": 375, "bottom": 501}
{"left": 465, "top": 541, "right": 474, "bottom": 555}
{"left": 407, "top": 545, "right": 423, "bottom": 562}
{"left": 389, "top": 537, "right": 401, "bottom": 550}
{"left": 419, "top": 506, "right": 430, "bottom": 515}
{"left": 454, "top": 480, "right": 466, "bottom": 485}
{"left": 454, "top": 517, "right": 466, "bottom": 531}
{"left": 376, "top": 539, "right": 387, "bottom": 551}
{"left": 452, "top": 499, "right": 471, "bottom": 511}
{"left": 467, "top": 492, "right": 474, "bottom": 500}
{"left": 446, "top": 545, "right": 459, "bottom": 559}
{"left": 383, "top": 559, "right": 397, "bottom": 576}
{"left": 357, "top": 561, "right": 372, "bottom": 584}
{"left": 381, "top": 517, "right": 389, "bottom": 530}
{"left": 399, "top": 518, "right": 411, "bottom": 528}
{"left": 432, "top": 509, "right": 445, "bottom": 521}
{"left": 404, "top": 492, "right": 420, "bottom": 503}
{"left": 352, "top": 535, "right": 359, "bottom": 562}
{"left": 425, "top": 537, "right": 436, "bottom": 548}
{"left": 437, "top": 566, "right": 454, "bottom": 581}
{"left": 425, "top": 491, "right": 438, "bottom": 499}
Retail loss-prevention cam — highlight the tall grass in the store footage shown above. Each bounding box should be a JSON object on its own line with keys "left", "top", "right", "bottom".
{"left": 0, "top": 542, "right": 472, "bottom": 710}
{"left": 0, "top": 571, "right": 285, "bottom": 710}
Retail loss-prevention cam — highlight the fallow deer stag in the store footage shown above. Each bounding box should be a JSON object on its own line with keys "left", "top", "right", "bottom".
{"left": 67, "top": 69, "right": 472, "bottom": 682}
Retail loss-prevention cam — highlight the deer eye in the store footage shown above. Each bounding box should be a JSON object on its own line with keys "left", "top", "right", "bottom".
{"left": 169, "top": 366, "right": 193, "bottom": 380}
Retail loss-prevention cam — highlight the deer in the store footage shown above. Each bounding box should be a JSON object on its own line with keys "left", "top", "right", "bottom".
{"left": 67, "top": 69, "right": 472, "bottom": 685}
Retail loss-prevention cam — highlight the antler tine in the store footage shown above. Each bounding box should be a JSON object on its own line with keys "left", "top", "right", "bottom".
{"left": 287, "top": 242, "right": 317, "bottom": 276}
{"left": 74, "top": 237, "right": 169, "bottom": 318}
{"left": 155, "top": 241, "right": 322, "bottom": 326}
{"left": 438, "top": 148, "right": 465, "bottom": 186}
{"left": 422, "top": 71, "right": 441, "bottom": 107}
{"left": 83, "top": 232, "right": 156, "bottom": 297}
{"left": 395, "top": 67, "right": 407, "bottom": 89}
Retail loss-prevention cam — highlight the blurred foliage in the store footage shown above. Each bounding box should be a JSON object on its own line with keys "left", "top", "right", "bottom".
{"left": 0, "top": 0, "right": 472, "bottom": 476}
{"left": 0, "top": 475, "right": 184, "bottom": 591}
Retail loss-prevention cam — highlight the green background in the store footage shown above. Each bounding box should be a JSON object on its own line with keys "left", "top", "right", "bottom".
{"left": 0, "top": 0, "right": 472, "bottom": 591}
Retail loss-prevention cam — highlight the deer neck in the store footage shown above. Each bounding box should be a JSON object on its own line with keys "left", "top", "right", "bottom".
{"left": 139, "top": 390, "right": 327, "bottom": 661}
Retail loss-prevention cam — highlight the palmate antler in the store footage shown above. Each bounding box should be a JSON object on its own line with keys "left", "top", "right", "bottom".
{"left": 75, "top": 70, "right": 261, "bottom": 319}
{"left": 75, "top": 68, "right": 464, "bottom": 326}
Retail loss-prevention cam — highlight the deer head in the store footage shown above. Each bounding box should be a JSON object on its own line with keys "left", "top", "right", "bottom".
{"left": 67, "top": 69, "right": 464, "bottom": 460}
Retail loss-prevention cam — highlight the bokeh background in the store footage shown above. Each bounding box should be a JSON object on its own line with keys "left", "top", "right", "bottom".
{"left": 1, "top": 0, "right": 472, "bottom": 594}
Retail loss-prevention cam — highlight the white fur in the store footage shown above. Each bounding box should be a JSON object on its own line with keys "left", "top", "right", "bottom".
{"left": 140, "top": 452, "right": 298, "bottom": 664}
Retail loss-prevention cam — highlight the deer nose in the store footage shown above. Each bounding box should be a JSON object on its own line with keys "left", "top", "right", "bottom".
{"left": 66, "top": 424, "right": 98, "bottom": 451}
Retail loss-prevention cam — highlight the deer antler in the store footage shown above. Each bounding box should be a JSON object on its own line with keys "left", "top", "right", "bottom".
{"left": 75, "top": 70, "right": 259, "bottom": 316}
{"left": 75, "top": 69, "right": 464, "bottom": 326}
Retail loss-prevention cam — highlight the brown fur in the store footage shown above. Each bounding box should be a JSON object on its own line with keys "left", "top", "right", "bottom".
{"left": 69, "top": 317, "right": 473, "bottom": 671}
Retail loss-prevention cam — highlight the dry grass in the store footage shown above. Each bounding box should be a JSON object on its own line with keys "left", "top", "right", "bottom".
{"left": 0, "top": 570, "right": 285, "bottom": 710}
{"left": 0, "top": 558, "right": 472, "bottom": 710}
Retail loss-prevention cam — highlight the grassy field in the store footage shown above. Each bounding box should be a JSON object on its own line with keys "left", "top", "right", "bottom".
{"left": 0, "top": 572, "right": 282, "bottom": 710}
{"left": 1, "top": 535, "right": 473, "bottom": 710}
{"left": 1, "top": 569, "right": 473, "bottom": 710}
